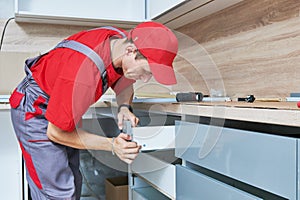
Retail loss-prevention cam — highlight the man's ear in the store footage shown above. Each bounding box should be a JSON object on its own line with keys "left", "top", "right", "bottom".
{"left": 125, "top": 45, "right": 137, "bottom": 55}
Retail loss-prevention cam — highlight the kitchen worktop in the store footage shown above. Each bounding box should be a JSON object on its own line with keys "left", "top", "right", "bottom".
{"left": 2, "top": 94, "right": 300, "bottom": 127}
{"left": 0, "top": 95, "right": 10, "bottom": 110}
{"left": 0, "top": 103, "right": 10, "bottom": 110}
{"left": 132, "top": 101, "right": 300, "bottom": 127}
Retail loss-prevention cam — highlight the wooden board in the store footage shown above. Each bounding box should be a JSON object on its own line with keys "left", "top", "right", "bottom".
{"left": 177, "top": 0, "right": 300, "bottom": 43}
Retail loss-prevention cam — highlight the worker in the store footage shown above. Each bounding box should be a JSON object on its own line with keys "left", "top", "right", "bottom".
{"left": 9, "top": 21, "right": 178, "bottom": 199}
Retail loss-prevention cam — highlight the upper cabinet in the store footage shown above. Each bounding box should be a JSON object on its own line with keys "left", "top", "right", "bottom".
{"left": 15, "top": 0, "right": 243, "bottom": 29}
{"left": 146, "top": 0, "right": 186, "bottom": 20}
{"left": 151, "top": 0, "right": 243, "bottom": 29}
{"left": 15, "top": 0, "right": 146, "bottom": 28}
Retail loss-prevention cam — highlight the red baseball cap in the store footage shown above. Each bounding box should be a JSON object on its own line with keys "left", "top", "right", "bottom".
{"left": 129, "top": 21, "right": 178, "bottom": 85}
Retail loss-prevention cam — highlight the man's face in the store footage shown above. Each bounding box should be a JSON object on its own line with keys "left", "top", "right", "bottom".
{"left": 122, "top": 48, "right": 152, "bottom": 82}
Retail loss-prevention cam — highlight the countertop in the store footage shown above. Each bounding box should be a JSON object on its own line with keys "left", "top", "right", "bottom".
{"left": 132, "top": 101, "right": 300, "bottom": 127}
{"left": 0, "top": 103, "right": 11, "bottom": 110}
{"left": 0, "top": 95, "right": 10, "bottom": 110}
{"left": 2, "top": 94, "right": 300, "bottom": 127}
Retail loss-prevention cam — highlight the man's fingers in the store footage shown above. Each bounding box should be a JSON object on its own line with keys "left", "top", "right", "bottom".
{"left": 119, "top": 151, "right": 140, "bottom": 164}
{"left": 118, "top": 133, "right": 131, "bottom": 141}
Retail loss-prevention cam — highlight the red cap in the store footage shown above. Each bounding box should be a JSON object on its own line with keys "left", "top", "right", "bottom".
{"left": 129, "top": 21, "right": 178, "bottom": 85}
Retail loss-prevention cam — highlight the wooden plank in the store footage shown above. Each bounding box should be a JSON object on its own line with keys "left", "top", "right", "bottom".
{"left": 176, "top": 0, "right": 300, "bottom": 43}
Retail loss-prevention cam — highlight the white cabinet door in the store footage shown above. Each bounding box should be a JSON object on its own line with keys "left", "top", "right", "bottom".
{"left": 146, "top": 0, "right": 186, "bottom": 19}
{"left": 15, "top": 0, "right": 146, "bottom": 27}
{"left": 0, "top": 109, "right": 23, "bottom": 200}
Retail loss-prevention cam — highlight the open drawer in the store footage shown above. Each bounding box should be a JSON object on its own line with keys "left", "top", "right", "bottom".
{"left": 131, "top": 152, "right": 176, "bottom": 199}
{"left": 131, "top": 125, "right": 176, "bottom": 199}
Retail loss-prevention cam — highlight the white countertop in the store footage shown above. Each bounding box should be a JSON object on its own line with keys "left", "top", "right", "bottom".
{"left": 0, "top": 95, "right": 10, "bottom": 110}
{"left": 0, "top": 104, "right": 11, "bottom": 110}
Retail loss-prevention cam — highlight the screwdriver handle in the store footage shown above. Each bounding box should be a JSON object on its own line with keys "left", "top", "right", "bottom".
{"left": 122, "top": 120, "right": 133, "bottom": 141}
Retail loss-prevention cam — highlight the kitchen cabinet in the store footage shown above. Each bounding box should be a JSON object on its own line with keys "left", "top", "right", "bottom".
{"left": 130, "top": 125, "right": 176, "bottom": 199}
{"left": 176, "top": 165, "right": 262, "bottom": 200}
{"left": 127, "top": 110, "right": 180, "bottom": 200}
{"left": 146, "top": 0, "right": 186, "bottom": 19}
{"left": 82, "top": 106, "right": 180, "bottom": 199}
{"left": 130, "top": 151, "right": 176, "bottom": 200}
{"left": 15, "top": 0, "right": 146, "bottom": 28}
{"left": 0, "top": 108, "right": 23, "bottom": 200}
{"left": 15, "top": 0, "right": 243, "bottom": 29}
{"left": 153, "top": 0, "right": 244, "bottom": 29}
{"left": 132, "top": 102, "right": 300, "bottom": 199}
{"left": 83, "top": 100, "right": 300, "bottom": 199}
{"left": 175, "top": 121, "right": 297, "bottom": 199}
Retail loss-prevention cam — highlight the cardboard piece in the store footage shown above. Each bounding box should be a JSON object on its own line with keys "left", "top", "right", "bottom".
{"left": 105, "top": 176, "right": 128, "bottom": 200}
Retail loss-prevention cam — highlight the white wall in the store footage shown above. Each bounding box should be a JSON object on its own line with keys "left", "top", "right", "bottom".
{"left": 0, "top": 0, "right": 14, "bottom": 19}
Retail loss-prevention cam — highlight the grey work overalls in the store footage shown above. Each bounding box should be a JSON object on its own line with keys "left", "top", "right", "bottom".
{"left": 9, "top": 26, "right": 126, "bottom": 199}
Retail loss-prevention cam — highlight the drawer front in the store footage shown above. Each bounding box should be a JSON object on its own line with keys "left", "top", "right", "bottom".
{"left": 131, "top": 153, "right": 175, "bottom": 199}
{"left": 176, "top": 165, "right": 262, "bottom": 200}
{"left": 132, "top": 187, "right": 170, "bottom": 200}
{"left": 133, "top": 126, "right": 175, "bottom": 151}
{"left": 132, "top": 189, "right": 146, "bottom": 200}
{"left": 175, "top": 121, "right": 297, "bottom": 199}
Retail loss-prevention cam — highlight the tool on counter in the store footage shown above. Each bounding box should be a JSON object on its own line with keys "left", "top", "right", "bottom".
{"left": 286, "top": 93, "right": 300, "bottom": 102}
{"left": 122, "top": 120, "right": 133, "bottom": 141}
{"left": 284, "top": 93, "right": 300, "bottom": 108}
{"left": 176, "top": 92, "right": 204, "bottom": 102}
{"left": 237, "top": 95, "right": 255, "bottom": 103}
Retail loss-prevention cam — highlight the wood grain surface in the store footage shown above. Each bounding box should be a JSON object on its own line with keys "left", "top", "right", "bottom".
{"left": 177, "top": 0, "right": 300, "bottom": 43}
{"left": 1, "top": 0, "right": 300, "bottom": 100}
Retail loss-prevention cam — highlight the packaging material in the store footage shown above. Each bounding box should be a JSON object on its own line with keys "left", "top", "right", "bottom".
{"left": 105, "top": 176, "right": 128, "bottom": 200}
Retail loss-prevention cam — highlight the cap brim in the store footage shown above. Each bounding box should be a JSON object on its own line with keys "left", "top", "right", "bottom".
{"left": 148, "top": 60, "right": 177, "bottom": 85}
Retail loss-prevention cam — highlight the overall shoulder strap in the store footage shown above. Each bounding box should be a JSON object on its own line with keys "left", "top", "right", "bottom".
{"left": 55, "top": 26, "right": 126, "bottom": 93}
{"left": 55, "top": 40, "right": 108, "bottom": 92}
{"left": 89, "top": 26, "right": 127, "bottom": 38}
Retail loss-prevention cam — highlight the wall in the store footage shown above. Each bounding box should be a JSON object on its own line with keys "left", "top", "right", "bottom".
{"left": 173, "top": 0, "right": 300, "bottom": 98}
{"left": 0, "top": 0, "right": 14, "bottom": 18}
{"left": 1, "top": 0, "right": 300, "bottom": 98}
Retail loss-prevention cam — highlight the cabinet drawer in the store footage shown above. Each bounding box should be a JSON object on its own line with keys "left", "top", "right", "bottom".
{"left": 132, "top": 187, "right": 170, "bottom": 200}
{"left": 175, "top": 121, "right": 296, "bottom": 199}
{"left": 133, "top": 126, "right": 175, "bottom": 151}
{"left": 131, "top": 153, "right": 175, "bottom": 199}
{"left": 176, "top": 165, "right": 262, "bottom": 200}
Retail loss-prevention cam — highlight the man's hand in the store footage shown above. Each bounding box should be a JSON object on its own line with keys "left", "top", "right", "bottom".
{"left": 117, "top": 106, "right": 139, "bottom": 129}
{"left": 112, "top": 133, "right": 141, "bottom": 164}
